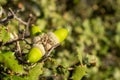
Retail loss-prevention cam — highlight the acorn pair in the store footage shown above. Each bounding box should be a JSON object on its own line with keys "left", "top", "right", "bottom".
{"left": 28, "top": 26, "right": 68, "bottom": 63}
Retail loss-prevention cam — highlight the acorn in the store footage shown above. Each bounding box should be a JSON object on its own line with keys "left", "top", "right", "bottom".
{"left": 41, "top": 28, "right": 68, "bottom": 51}
{"left": 53, "top": 28, "right": 68, "bottom": 43}
{"left": 27, "top": 44, "right": 45, "bottom": 63}
{"left": 27, "top": 28, "right": 68, "bottom": 63}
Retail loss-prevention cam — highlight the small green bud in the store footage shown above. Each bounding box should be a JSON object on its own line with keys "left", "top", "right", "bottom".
{"left": 27, "top": 47, "right": 43, "bottom": 63}
{"left": 53, "top": 28, "right": 68, "bottom": 43}
{"left": 30, "top": 25, "right": 41, "bottom": 37}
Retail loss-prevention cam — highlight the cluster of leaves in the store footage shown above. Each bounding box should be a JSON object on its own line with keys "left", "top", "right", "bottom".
{"left": 0, "top": 0, "right": 120, "bottom": 80}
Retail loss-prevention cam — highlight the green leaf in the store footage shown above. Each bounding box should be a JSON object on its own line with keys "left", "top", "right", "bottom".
{"left": 82, "top": 19, "right": 91, "bottom": 35}
{"left": 0, "top": 51, "right": 25, "bottom": 74}
{"left": 76, "top": 47, "right": 83, "bottom": 65}
{"left": 36, "top": 19, "right": 47, "bottom": 31}
{"left": 0, "top": 27, "right": 10, "bottom": 43}
{"left": 116, "top": 22, "right": 120, "bottom": 34}
{"left": 3, "top": 75, "right": 24, "bottom": 80}
{"left": 115, "top": 35, "right": 120, "bottom": 47}
{"left": 0, "top": 52, "right": 3, "bottom": 62}
{"left": 24, "top": 62, "right": 43, "bottom": 80}
{"left": 72, "top": 65, "right": 87, "bottom": 80}
{"left": 30, "top": 25, "right": 42, "bottom": 37}
{"left": 0, "top": 0, "right": 7, "bottom": 5}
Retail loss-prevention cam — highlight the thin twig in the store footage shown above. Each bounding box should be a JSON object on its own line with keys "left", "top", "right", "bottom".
{"left": 0, "top": 35, "right": 30, "bottom": 46}
{"left": 9, "top": 8, "right": 28, "bottom": 25}
{"left": 41, "top": 43, "right": 60, "bottom": 62}
{"left": 25, "top": 14, "right": 33, "bottom": 36}
{"left": 0, "top": 8, "right": 28, "bottom": 25}
{"left": 46, "top": 43, "right": 60, "bottom": 57}
{"left": 0, "top": 7, "right": 3, "bottom": 17}
{"left": 13, "top": 32, "right": 22, "bottom": 55}
{"left": 0, "top": 11, "right": 13, "bottom": 24}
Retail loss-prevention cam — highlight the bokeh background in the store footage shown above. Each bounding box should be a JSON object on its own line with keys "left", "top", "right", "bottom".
{"left": 0, "top": 0, "right": 120, "bottom": 80}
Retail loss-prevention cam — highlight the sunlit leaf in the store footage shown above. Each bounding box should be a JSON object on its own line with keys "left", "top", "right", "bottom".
{"left": 0, "top": 27, "right": 10, "bottom": 43}
{"left": 3, "top": 74, "right": 23, "bottom": 80}
{"left": 76, "top": 48, "right": 83, "bottom": 65}
{"left": 72, "top": 65, "right": 87, "bottom": 80}
{"left": 114, "top": 68, "right": 120, "bottom": 80}
{"left": 116, "top": 22, "right": 120, "bottom": 34}
{"left": 25, "top": 62, "right": 43, "bottom": 80}
{"left": 0, "top": 0, "right": 7, "bottom": 5}
{"left": 0, "top": 51, "right": 25, "bottom": 74}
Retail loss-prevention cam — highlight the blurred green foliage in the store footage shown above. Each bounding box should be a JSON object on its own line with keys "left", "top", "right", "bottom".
{"left": 0, "top": 0, "right": 120, "bottom": 80}
{"left": 0, "top": 51, "right": 25, "bottom": 74}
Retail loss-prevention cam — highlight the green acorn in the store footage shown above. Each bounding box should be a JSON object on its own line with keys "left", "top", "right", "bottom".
{"left": 53, "top": 28, "right": 68, "bottom": 43}
{"left": 30, "top": 25, "right": 41, "bottom": 37}
{"left": 27, "top": 47, "right": 42, "bottom": 63}
{"left": 27, "top": 28, "right": 68, "bottom": 63}
{"left": 27, "top": 44, "right": 45, "bottom": 63}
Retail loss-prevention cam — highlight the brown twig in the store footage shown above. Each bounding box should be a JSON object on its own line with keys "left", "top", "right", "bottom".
{"left": 0, "top": 8, "right": 29, "bottom": 26}
{"left": 9, "top": 8, "right": 28, "bottom": 26}
{"left": 0, "top": 35, "right": 30, "bottom": 47}
{"left": 25, "top": 14, "right": 33, "bottom": 36}
{"left": 0, "top": 8, "right": 33, "bottom": 46}
{"left": 40, "top": 43, "right": 60, "bottom": 62}
{"left": 0, "top": 10, "right": 13, "bottom": 24}
{"left": 12, "top": 32, "right": 22, "bottom": 56}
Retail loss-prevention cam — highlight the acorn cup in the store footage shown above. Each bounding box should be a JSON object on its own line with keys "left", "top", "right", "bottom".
{"left": 27, "top": 28, "right": 68, "bottom": 63}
